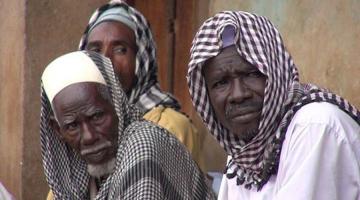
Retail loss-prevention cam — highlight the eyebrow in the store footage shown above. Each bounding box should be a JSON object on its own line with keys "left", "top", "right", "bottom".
{"left": 85, "top": 40, "right": 101, "bottom": 48}
{"left": 86, "top": 39, "right": 136, "bottom": 51}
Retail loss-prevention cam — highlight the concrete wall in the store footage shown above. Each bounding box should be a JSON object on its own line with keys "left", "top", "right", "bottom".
{"left": 0, "top": 0, "right": 25, "bottom": 198}
{"left": 0, "top": 0, "right": 107, "bottom": 199}
{"left": 209, "top": 0, "right": 360, "bottom": 108}
{"left": 2, "top": 0, "right": 357, "bottom": 199}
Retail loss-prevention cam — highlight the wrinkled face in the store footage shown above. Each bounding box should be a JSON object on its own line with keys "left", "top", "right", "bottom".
{"left": 52, "top": 82, "right": 119, "bottom": 165}
{"left": 86, "top": 21, "right": 137, "bottom": 94}
{"left": 203, "top": 46, "right": 266, "bottom": 143}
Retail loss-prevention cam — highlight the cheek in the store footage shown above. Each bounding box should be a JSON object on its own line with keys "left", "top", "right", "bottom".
{"left": 101, "top": 116, "right": 118, "bottom": 140}
{"left": 109, "top": 119, "right": 119, "bottom": 139}
{"left": 208, "top": 92, "right": 226, "bottom": 119}
{"left": 253, "top": 78, "right": 266, "bottom": 97}
{"left": 112, "top": 57, "right": 136, "bottom": 79}
{"left": 62, "top": 136, "right": 80, "bottom": 151}
{"left": 112, "top": 57, "right": 128, "bottom": 77}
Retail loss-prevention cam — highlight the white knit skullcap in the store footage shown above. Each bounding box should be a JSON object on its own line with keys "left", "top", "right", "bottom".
{"left": 41, "top": 51, "right": 106, "bottom": 103}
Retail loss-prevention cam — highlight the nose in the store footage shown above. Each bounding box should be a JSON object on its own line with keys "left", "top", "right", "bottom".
{"left": 101, "top": 44, "right": 112, "bottom": 59}
{"left": 228, "top": 78, "right": 252, "bottom": 104}
{"left": 81, "top": 123, "right": 98, "bottom": 146}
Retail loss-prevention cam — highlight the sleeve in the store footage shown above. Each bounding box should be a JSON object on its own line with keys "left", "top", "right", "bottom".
{"left": 273, "top": 120, "right": 360, "bottom": 200}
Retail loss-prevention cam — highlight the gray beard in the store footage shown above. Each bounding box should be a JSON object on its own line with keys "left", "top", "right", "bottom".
{"left": 87, "top": 158, "right": 116, "bottom": 178}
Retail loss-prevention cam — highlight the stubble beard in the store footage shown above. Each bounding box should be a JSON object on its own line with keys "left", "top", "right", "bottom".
{"left": 239, "top": 128, "right": 259, "bottom": 144}
{"left": 87, "top": 158, "right": 116, "bottom": 178}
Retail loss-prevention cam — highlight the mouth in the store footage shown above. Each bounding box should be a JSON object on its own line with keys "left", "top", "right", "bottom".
{"left": 226, "top": 107, "right": 262, "bottom": 124}
{"left": 83, "top": 149, "right": 108, "bottom": 163}
{"left": 81, "top": 142, "right": 113, "bottom": 164}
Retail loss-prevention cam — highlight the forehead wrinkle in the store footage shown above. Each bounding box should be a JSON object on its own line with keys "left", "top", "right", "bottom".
{"left": 53, "top": 83, "right": 102, "bottom": 116}
{"left": 88, "top": 21, "right": 135, "bottom": 40}
{"left": 208, "top": 54, "right": 256, "bottom": 74}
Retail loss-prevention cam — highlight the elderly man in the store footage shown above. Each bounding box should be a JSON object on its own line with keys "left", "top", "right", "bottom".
{"left": 187, "top": 11, "right": 360, "bottom": 199}
{"left": 78, "top": 0, "right": 204, "bottom": 171}
{"left": 40, "top": 51, "right": 214, "bottom": 199}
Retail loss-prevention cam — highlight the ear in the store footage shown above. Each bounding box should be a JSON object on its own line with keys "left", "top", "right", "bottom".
{"left": 49, "top": 114, "right": 65, "bottom": 141}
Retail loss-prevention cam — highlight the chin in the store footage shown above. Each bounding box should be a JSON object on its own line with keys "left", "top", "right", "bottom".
{"left": 87, "top": 158, "right": 116, "bottom": 178}
{"left": 233, "top": 127, "right": 259, "bottom": 143}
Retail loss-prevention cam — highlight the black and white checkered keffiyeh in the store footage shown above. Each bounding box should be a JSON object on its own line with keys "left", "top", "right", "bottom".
{"left": 187, "top": 11, "right": 360, "bottom": 189}
{"left": 79, "top": 1, "right": 180, "bottom": 113}
{"left": 40, "top": 51, "right": 215, "bottom": 199}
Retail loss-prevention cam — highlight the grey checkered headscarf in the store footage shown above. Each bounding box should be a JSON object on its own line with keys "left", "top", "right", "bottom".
{"left": 40, "top": 51, "right": 140, "bottom": 199}
{"left": 40, "top": 51, "right": 214, "bottom": 199}
{"left": 79, "top": 1, "right": 180, "bottom": 113}
{"left": 187, "top": 11, "right": 360, "bottom": 190}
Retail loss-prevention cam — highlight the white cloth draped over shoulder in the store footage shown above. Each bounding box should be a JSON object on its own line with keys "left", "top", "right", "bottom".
{"left": 218, "top": 102, "right": 360, "bottom": 200}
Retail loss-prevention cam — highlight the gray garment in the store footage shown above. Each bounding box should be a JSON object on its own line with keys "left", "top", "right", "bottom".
{"left": 107, "top": 120, "right": 213, "bottom": 199}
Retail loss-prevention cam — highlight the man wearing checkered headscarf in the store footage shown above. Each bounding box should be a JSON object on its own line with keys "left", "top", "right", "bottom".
{"left": 40, "top": 51, "right": 215, "bottom": 200}
{"left": 78, "top": 0, "right": 204, "bottom": 172}
{"left": 187, "top": 11, "right": 360, "bottom": 199}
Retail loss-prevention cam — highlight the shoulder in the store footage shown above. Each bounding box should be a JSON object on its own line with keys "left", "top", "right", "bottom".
{"left": 291, "top": 102, "right": 359, "bottom": 133}
{"left": 124, "top": 120, "right": 177, "bottom": 144}
{"left": 294, "top": 102, "right": 344, "bottom": 122}
{"left": 121, "top": 120, "right": 185, "bottom": 155}
{"left": 284, "top": 102, "right": 360, "bottom": 154}
{"left": 144, "top": 106, "right": 197, "bottom": 134}
{"left": 276, "top": 103, "right": 360, "bottom": 197}
{"left": 144, "top": 106, "right": 193, "bottom": 124}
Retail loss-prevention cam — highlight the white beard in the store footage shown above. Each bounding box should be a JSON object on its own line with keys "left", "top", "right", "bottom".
{"left": 87, "top": 158, "right": 116, "bottom": 178}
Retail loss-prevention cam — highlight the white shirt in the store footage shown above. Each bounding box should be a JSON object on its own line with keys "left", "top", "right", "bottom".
{"left": 0, "top": 182, "right": 14, "bottom": 200}
{"left": 218, "top": 102, "right": 360, "bottom": 200}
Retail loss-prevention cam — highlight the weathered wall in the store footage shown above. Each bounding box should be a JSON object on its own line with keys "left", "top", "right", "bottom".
{"left": 0, "top": 0, "right": 107, "bottom": 199}
{"left": 0, "top": 0, "right": 25, "bottom": 198}
{"left": 4, "top": 1, "right": 357, "bottom": 199}
{"left": 23, "top": 1, "right": 108, "bottom": 199}
{"left": 24, "top": 1, "right": 110, "bottom": 199}
{"left": 209, "top": 0, "right": 360, "bottom": 108}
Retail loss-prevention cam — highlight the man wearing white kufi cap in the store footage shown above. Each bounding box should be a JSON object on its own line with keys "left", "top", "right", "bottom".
{"left": 42, "top": 51, "right": 107, "bottom": 104}
{"left": 40, "top": 51, "right": 215, "bottom": 200}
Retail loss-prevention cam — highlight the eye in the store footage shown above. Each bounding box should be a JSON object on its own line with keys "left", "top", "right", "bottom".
{"left": 212, "top": 78, "right": 229, "bottom": 89}
{"left": 91, "top": 111, "right": 104, "bottom": 122}
{"left": 63, "top": 121, "right": 79, "bottom": 136}
{"left": 247, "top": 70, "right": 264, "bottom": 78}
{"left": 86, "top": 44, "right": 101, "bottom": 53}
{"left": 66, "top": 122, "right": 78, "bottom": 130}
{"left": 113, "top": 45, "right": 127, "bottom": 55}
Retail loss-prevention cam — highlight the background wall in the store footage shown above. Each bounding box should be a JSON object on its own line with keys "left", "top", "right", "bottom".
{"left": 0, "top": 0, "right": 107, "bottom": 199}
{"left": 134, "top": 0, "right": 227, "bottom": 173}
{"left": 0, "top": 0, "right": 25, "bottom": 198}
{"left": 209, "top": 0, "right": 360, "bottom": 108}
{"left": 0, "top": 0, "right": 358, "bottom": 199}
